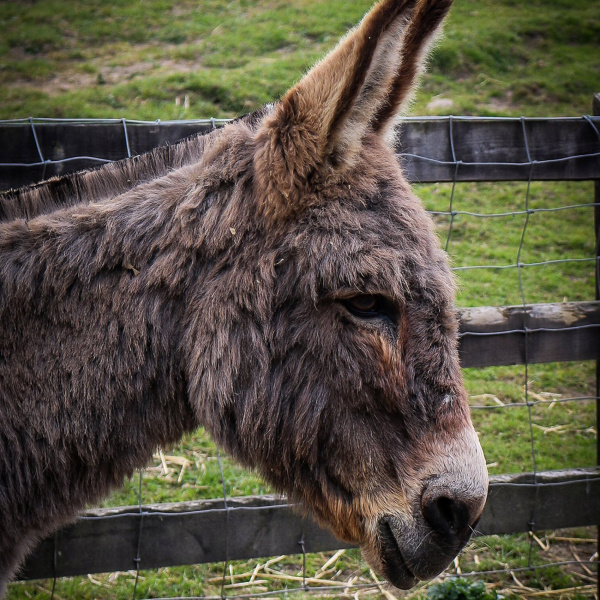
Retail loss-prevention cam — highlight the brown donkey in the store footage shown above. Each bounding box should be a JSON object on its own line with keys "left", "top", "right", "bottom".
{"left": 0, "top": 0, "right": 488, "bottom": 594}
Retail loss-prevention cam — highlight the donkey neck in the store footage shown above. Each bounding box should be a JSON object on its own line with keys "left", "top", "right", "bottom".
{"left": 0, "top": 135, "right": 250, "bottom": 522}
{"left": 0, "top": 121, "right": 258, "bottom": 442}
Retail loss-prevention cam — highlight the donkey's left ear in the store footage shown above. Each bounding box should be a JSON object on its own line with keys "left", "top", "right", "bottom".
{"left": 254, "top": 0, "right": 453, "bottom": 221}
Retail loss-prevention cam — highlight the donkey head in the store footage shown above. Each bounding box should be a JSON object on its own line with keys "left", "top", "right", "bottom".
{"left": 185, "top": 0, "right": 487, "bottom": 589}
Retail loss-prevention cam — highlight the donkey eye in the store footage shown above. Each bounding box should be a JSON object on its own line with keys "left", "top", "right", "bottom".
{"left": 342, "top": 294, "right": 382, "bottom": 318}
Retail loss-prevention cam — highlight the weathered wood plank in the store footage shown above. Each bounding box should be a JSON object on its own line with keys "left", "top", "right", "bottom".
{"left": 478, "top": 468, "right": 600, "bottom": 535}
{"left": 1, "top": 117, "right": 599, "bottom": 190}
{"left": 458, "top": 301, "right": 600, "bottom": 368}
{"left": 0, "top": 120, "right": 218, "bottom": 191}
{"left": 19, "top": 467, "right": 600, "bottom": 581}
{"left": 593, "top": 93, "right": 600, "bottom": 600}
{"left": 396, "top": 117, "right": 600, "bottom": 182}
{"left": 20, "top": 496, "right": 354, "bottom": 581}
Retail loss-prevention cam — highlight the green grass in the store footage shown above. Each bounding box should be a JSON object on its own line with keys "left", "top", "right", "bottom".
{"left": 1, "top": 0, "right": 598, "bottom": 119}
{"left": 3, "top": 0, "right": 598, "bottom": 598}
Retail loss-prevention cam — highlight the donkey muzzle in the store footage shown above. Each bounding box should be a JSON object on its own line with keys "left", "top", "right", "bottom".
{"left": 375, "top": 476, "right": 486, "bottom": 588}
{"left": 421, "top": 482, "right": 481, "bottom": 549}
{"left": 376, "top": 517, "right": 419, "bottom": 589}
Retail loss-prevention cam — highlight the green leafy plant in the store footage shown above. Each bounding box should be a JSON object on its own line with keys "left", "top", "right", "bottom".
{"left": 427, "top": 577, "right": 503, "bottom": 600}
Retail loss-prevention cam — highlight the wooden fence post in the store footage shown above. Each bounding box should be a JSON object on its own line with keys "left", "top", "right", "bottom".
{"left": 594, "top": 92, "right": 600, "bottom": 600}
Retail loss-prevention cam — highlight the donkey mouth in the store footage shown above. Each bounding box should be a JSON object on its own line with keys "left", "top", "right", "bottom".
{"left": 377, "top": 518, "right": 418, "bottom": 589}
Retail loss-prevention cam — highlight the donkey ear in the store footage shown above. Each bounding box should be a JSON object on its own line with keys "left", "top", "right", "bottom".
{"left": 371, "top": 0, "right": 454, "bottom": 133}
{"left": 254, "top": 0, "right": 452, "bottom": 220}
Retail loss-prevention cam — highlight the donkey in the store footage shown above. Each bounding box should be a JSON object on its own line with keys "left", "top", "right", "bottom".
{"left": 0, "top": 0, "right": 488, "bottom": 594}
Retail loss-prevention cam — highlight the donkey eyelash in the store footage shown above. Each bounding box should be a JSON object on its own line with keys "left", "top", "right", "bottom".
{"left": 342, "top": 294, "right": 383, "bottom": 317}
{"left": 339, "top": 294, "right": 399, "bottom": 322}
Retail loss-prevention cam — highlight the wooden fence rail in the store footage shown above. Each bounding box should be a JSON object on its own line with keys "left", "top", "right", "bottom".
{"left": 459, "top": 301, "right": 599, "bottom": 368}
{"left": 1, "top": 116, "right": 599, "bottom": 190}
{"left": 20, "top": 468, "right": 600, "bottom": 580}
{"left": 3, "top": 113, "right": 598, "bottom": 581}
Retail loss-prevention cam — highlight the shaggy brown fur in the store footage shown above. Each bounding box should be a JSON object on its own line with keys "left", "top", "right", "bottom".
{"left": 0, "top": 0, "right": 488, "bottom": 595}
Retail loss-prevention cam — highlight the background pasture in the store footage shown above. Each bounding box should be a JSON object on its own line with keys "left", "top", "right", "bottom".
{"left": 1, "top": 0, "right": 598, "bottom": 598}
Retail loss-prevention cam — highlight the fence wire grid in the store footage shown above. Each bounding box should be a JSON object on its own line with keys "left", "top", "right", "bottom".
{"left": 1, "top": 114, "right": 599, "bottom": 600}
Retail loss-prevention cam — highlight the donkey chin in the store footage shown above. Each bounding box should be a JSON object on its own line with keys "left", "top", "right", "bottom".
{"left": 360, "top": 425, "right": 488, "bottom": 589}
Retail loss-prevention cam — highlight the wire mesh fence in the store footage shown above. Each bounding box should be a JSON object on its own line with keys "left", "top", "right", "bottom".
{"left": 1, "top": 113, "right": 599, "bottom": 600}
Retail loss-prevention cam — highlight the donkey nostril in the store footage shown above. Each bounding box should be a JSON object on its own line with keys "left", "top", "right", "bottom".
{"left": 423, "top": 495, "right": 471, "bottom": 540}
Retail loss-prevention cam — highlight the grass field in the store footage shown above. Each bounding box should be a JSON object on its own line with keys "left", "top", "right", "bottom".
{"left": 2, "top": 0, "right": 598, "bottom": 598}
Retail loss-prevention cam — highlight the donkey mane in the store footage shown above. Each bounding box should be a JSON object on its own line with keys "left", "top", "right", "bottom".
{"left": 0, "top": 109, "right": 267, "bottom": 223}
